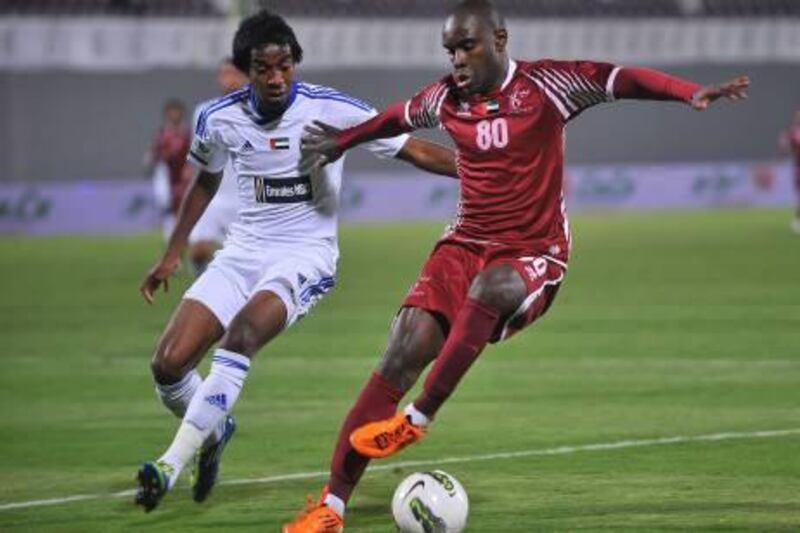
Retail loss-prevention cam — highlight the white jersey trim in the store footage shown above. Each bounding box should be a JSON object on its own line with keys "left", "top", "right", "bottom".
{"left": 501, "top": 59, "right": 518, "bottom": 91}
{"left": 606, "top": 66, "right": 622, "bottom": 101}
{"left": 522, "top": 70, "right": 570, "bottom": 120}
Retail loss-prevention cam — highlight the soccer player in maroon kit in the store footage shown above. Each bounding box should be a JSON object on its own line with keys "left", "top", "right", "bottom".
{"left": 147, "top": 99, "right": 193, "bottom": 240}
{"left": 779, "top": 109, "right": 800, "bottom": 233}
{"left": 285, "top": 1, "right": 749, "bottom": 531}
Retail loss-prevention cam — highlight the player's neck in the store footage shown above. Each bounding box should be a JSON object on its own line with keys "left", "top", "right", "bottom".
{"left": 251, "top": 82, "right": 297, "bottom": 122}
{"left": 474, "top": 57, "right": 512, "bottom": 99}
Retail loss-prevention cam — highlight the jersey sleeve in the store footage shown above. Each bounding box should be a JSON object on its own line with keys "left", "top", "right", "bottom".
{"left": 403, "top": 79, "right": 451, "bottom": 130}
{"left": 324, "top": 100, "right": 409, "bottom": 159}
{"left": 523, "top": 60, "right": 620, "bottom": 122}
{"left": 187, "top": 108, "right": 228, "bottom": 173}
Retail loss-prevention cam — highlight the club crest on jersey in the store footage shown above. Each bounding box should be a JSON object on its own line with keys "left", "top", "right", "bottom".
{"left": 510, "top": 88, "right": 532, "bottom": 111}
{"left": 269, "top": 137, "right": 290, "bottom": 150}
{"left": 456, "top": 101, "right": 472, "bottom": 117}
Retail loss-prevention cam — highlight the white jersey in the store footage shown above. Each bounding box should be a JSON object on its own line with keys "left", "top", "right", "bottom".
{"left": 192, "top": 99, "right": 239, "bottom": 209}
{"left": 188, "top": 82, "right": 408, "bottom": 253}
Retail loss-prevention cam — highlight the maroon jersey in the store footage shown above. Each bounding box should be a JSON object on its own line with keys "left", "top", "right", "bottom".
{"left": 152, "top": 125, "right": 192, "bottom": 213}
{"left": 404, "top": 59, "right": 619, "bottom": 263}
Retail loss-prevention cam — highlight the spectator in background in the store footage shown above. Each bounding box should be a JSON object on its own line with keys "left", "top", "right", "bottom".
{"left": 779, "top": 109, "right": 800, "bottom": 234}
{"left": 146, "top": 99, "right": 192, "bottom": 241}
{"left": 187, "top": 59, "right": 249, "bottom": 275}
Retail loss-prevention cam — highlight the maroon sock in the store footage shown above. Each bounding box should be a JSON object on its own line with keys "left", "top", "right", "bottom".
{"left": 328, "top": 372, "right": 404, "bottom": 502}
{"left": 414, "top": 298, "right": 500, "bottom": 418}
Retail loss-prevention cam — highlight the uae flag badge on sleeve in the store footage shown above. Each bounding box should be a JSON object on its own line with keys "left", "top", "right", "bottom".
{"left": 484, "top": 100, "right": 500, "bottom": 114}
{"left": 269, "top": 137, "right": 290, "bottom": 150}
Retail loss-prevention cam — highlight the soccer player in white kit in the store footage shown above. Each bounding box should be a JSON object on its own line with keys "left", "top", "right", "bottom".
{"left": 135, "top": 10, "right": 457, "bottom": 512}
{"left": 187, "top": 58, "right": 249, "bottom": 275}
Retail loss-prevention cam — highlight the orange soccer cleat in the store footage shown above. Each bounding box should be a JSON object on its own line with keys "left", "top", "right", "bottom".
{"left": 282, "top": 493, "right": 344, "bottom": 533}
{"left": 349, "top": 412, "right": 427, "bottom": 459}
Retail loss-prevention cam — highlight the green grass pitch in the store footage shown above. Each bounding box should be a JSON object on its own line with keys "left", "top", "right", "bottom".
{"left": 1, "top": 209, "right": 799, "bottom": 531}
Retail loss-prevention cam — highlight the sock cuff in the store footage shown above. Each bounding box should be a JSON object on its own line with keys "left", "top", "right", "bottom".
{"left": 371, "top": 372, "right": 404, "bottom": 403}
{"left": 155, "top": 369, "right": 201, "bottom": 396}
{"left": 212, "top": 349, "right": 251, "bottom": 372}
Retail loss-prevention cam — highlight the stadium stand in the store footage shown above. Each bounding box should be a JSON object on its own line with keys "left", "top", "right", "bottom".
{"left": 2, "top": 0, "right": 800, "bottom": 17}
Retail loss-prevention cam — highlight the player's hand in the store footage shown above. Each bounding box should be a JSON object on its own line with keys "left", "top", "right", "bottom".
{"left": 302, "top": 120, "right": 344, "bottom": 171}
{"left": 140, "top": 254, "right": 180, "bottom": 304}
{"left": 691, "top": 75, "right": 749, "bottom": 110}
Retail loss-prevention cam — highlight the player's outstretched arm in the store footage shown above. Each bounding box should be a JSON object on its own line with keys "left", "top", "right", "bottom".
{"left": 614, "top": 68, "right": 749, "bottom": 109}
{"left": 140, "top": 169, "right": 221, "bottom": 304}
{"left": 689, "top": 75, "right": 749, "bottom": 110}
{"left": 395, "top": 137, "right": 458, "bottom": 178}
{"left": 303, "top": 102, "right": 412, "bottom": 168}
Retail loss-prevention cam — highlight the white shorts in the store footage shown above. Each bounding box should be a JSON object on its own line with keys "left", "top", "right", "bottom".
{"left": 183, "top": 240, "right": 336, "bottom": 329}
{"left": 189, "top": 201, "right": 237, "bottom": 245}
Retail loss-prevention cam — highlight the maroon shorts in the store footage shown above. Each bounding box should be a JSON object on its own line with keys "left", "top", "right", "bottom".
{"left": 402, "top": 238, "right": 566, "bottom": 342}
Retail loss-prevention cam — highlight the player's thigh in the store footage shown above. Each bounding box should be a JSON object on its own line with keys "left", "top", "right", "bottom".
{"left": 493, "top": 257, "right": 566, "bottom": 342}
{"left": 153, "top": 299, "right": 225, "bottom": 380}
{"left": 220, "top": 290, "right": 288, "bottom": 358}
{"left": 402, "top": 240, "right": 479, "bottom": 336}
{"left": 220, "top": 245, "right": 337, "bottom": 357}
{"left": 378, "top": 306, "right": 447, "bottom": 392}
{"left": 467, "top": 263, "right": 529, "bottom": 316}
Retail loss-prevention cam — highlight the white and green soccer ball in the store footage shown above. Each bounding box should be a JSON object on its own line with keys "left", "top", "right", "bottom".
{"left": 391, "top": 470, "right": 469, "bottom": 533}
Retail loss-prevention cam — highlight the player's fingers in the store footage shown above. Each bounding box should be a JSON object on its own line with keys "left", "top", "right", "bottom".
{"left": 311, "top": 154, "right": 329, "bottom": 171}
{"left": 312, "top": 120, "right": 338, "bottom": 133}
{"left": 303, "top": 125, "right": 325, "bottom": 136}
{"left": 140, "top": 280, "right": 155, "bottom": 304}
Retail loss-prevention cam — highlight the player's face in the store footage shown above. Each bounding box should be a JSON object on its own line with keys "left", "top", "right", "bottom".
{"left": 217, "top": 62, "right": 247, "bottom": 95}
{"left": 164, "top": 106, "right": 185, "bottom": 127}
{"left": 249, "top": 43, "right": 296, "bottom": 107}
{"left": 442, "top": 14, "right": 507, "bottom": 95}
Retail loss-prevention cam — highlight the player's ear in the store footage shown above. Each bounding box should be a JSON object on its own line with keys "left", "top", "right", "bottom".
{"left": 494, "top": 28, "right": 508, "bottom": 53}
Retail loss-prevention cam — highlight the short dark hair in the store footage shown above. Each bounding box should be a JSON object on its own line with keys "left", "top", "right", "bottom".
{"left": 452, "top": 0, "right": 505, "bottom": 31}
{"left": 163, "top": 98, "right": 186, "bottom": 113}
{"left": 232, "top": 10, "right": 303, "bottom": 73}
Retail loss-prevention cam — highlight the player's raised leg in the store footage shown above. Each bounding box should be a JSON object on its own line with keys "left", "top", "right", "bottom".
{"left": 137, "top": 298, "right": 227, "bottom": 511}
{"left": 283, "top": 307, "right": 444, "bottom": 533}
{"left": 151, "top": 299, "right": 224, "bottom": 417}
{"left": 350, "top": 264, "right": 528, "bottom": 459}
{"left": 136, "top": 290, "right": 286, "bottom": 512}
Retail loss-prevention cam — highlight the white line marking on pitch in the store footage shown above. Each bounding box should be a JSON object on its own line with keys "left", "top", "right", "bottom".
{"left": 1, "top": 428, "right": 798, "bottom": 512}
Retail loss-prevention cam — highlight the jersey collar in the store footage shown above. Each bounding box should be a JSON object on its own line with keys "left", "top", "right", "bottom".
{"left": 246, "top": 81, "right": 299, "bottom": 125}
{"left": 500, "top": 59, "right": 518, "bottom": 92}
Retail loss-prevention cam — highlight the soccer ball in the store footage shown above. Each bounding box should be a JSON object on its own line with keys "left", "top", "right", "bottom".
{"left": 391, "top": 470, "right": 469, "bottom": 533}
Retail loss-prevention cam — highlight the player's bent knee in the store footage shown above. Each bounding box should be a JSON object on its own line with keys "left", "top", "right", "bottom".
{"left": 150, "top": 348, "right": 189, "bottom": 384}
{"left": 220, "top": 319, "right": 261, "bottom": 358}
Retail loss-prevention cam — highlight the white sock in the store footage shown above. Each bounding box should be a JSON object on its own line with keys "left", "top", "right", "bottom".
{"left": 158, "top": 349, "right": 250, "bottom": 486}
{"left": 324, "top": 493, "right": 345, "bottom": 517}
{"left": 155, "top": 369, "right": 226, "bottom": 445}
{"left": 404, "top": 403, "right": 431, "bottom": 427}
{"left": 155, "top": 370, "right": 200, "bottom": 418}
